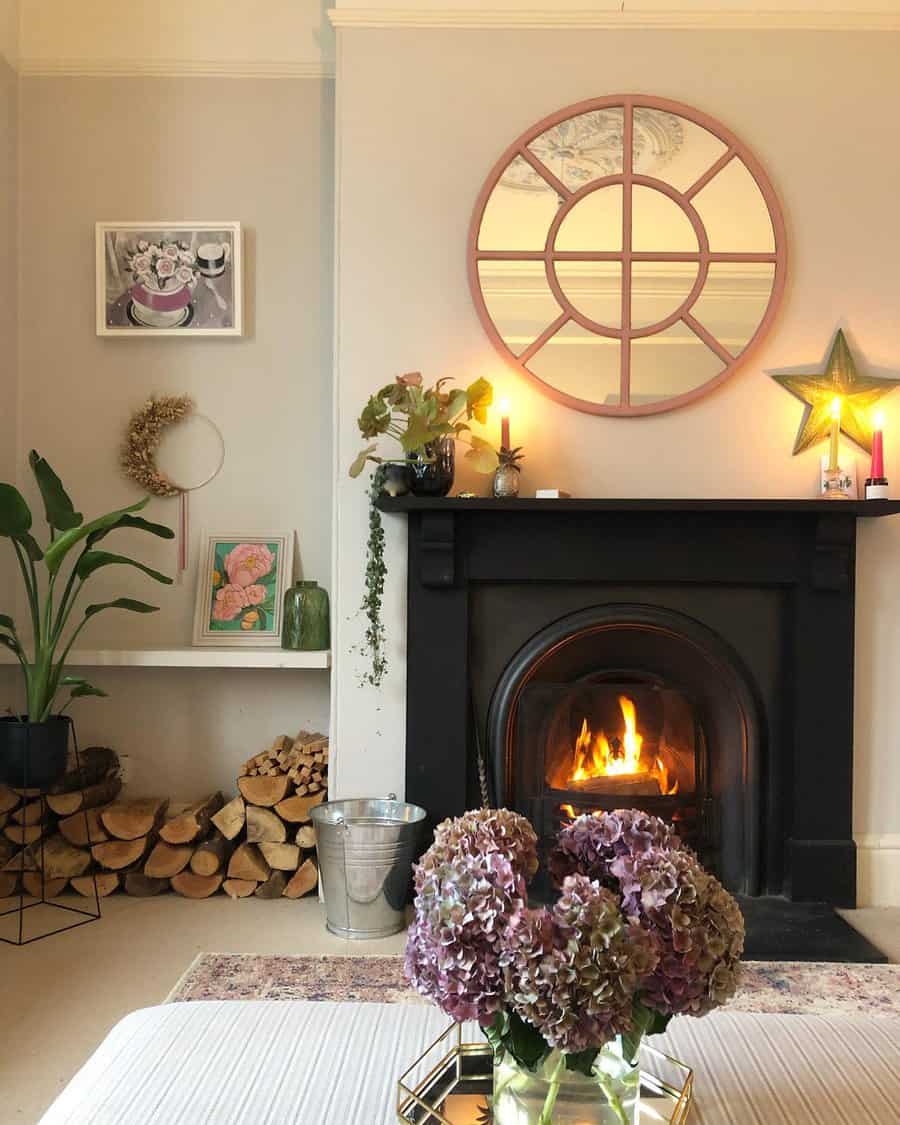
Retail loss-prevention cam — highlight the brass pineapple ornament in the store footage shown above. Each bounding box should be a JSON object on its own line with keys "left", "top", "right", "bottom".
{"left": 492, "top": 446, "right": 524, "bottom": 498}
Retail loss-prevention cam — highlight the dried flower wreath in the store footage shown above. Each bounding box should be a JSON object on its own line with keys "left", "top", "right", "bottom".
{"left": 121, "top": 395, "right": 195, "bottom": 497}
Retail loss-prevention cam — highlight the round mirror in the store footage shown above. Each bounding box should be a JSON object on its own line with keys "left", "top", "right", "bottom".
{"left": 468, "top": 96, "right": 787, "bottom": 416}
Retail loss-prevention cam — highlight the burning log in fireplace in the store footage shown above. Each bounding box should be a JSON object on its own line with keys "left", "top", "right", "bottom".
{"left": 548, "top": 694, "right": 679, "bottom": 798}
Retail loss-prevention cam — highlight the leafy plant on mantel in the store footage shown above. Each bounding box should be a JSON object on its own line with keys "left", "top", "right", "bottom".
{"left": 349, "top": 372, "right": 497, "bottom": 478}
{"left": 349, "top": 373, "right": 498, "bottom": 688}
{"left": 0, "top": 452, "right": 174, "bottom": 721}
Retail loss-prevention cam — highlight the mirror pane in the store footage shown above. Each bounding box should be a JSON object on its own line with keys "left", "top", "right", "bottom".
{"left": 479, "top": 155, "right": 561, "bottom": 250}
{"left": 477, "top": 261, "right": 563, "bottom": 357}
{"left": 631, "top": 185, "right": 698, "bottom": 252}
{"left": 630, "top": 323, "right": 724, "bottom": 403}
{"left": 689, "top": 263, "right": 775, "bottom": 356}
{"left": 691, "top": 158, "right": 775, "bottom": 252}
{"left": 526, "top": 108, "right": 625, "bottom": 192}
{"left": 528, "top": 320, "right": 621, "bottom": 405}
{"left": 555, "top": 261, "right": 622, "bottom": 329}
{"left": 632, "top": 109, "right": 727, "bottom": 191}
{"left": 631, "top": 261, "right": 699, "bottom": 330}
{"left": 556, "top": 187, "right": 622, "bottom": 252}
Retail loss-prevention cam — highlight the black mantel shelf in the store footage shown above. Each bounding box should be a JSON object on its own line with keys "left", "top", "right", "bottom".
{"left": 378, "top": 496, "right": 900, "bottom": 516}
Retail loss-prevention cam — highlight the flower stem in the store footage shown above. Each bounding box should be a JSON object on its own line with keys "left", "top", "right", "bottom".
{"left": 594, "top": 1069, "right": 629, "bottom": 1125}
{"left": 537, "top": 1054, "right": 565, "bottom": 1125}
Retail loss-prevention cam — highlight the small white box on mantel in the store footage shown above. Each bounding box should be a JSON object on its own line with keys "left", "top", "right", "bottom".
{"left": 535, "top": 489, "right": 572, "bottom": 499}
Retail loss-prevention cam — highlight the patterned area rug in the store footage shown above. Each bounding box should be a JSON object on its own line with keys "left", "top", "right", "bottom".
{"left": 168, "top": 953, "right": 900, "bottom": 1018}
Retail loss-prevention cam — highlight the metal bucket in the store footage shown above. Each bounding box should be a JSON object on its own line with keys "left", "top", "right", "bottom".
{"left": 310, "top": 797, "right": 426, "bottom": 939}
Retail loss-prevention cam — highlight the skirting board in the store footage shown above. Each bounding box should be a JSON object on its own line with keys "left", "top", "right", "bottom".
{"left": 857, "top": 835, "right": 900, "bottom": 907}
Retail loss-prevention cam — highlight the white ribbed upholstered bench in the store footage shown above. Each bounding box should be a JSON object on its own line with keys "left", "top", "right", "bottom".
{"left": 40, "top": 1000, "right": 900, "bottom": 1124}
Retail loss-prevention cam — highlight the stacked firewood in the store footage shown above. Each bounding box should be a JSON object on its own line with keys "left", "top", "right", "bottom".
{"left": 0, "top": 733, "right": 327, "bottom": 902}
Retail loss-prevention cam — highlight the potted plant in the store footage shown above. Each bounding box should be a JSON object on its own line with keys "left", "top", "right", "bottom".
{"left": 406, "top": 807, "right": 744, "bottom": 1124}
{"left": 124, "top": 238, "right": 200, "bottom": 329}
{"left": 349, "top": 373, "right": 499, "bottom": 687}
{"left": 0, "top": 452, "right": 173, "bottom": 788}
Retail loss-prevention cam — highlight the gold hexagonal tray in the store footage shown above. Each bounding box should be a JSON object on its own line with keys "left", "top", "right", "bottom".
{"left": 397, "top": 1022, "right": 693, "bottom": 1123}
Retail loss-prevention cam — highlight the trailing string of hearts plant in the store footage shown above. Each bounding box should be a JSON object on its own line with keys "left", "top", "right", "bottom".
{"left": 121, "top": 395, "right": 225, "bottom": 574}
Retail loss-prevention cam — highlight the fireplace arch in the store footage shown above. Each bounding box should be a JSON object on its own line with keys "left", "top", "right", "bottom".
{"left": 487, "top": 603, "right": 763, "bottom": 894}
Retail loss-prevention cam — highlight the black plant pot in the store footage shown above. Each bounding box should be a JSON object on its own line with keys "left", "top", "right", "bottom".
{"left": 0, "top": 715, "right": 70, "bottom": 790}
{"left": 408, "top": 437, "right": 456, "bottom": 498}
{"left": 379, "top": 462, "right": 413, "bottom": 498}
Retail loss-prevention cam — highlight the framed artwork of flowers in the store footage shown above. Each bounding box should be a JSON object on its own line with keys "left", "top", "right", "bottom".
{"left": 192, "top": 533, "right": 291, "bottom": 647}
{"left": 96, "top": 222, "right": 243, "bottom": 336}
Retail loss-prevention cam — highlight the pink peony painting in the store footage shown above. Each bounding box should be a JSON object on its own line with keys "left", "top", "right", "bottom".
{"left": 193, "top": 533, "right": 290, "bottom": 646}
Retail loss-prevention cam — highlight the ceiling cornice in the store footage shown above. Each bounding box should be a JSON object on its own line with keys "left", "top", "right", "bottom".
{"left": 17, "top": 58, "right": 334, "bottom": 79}
{"left": 327, "top": 7, "right": 900, "bottom": 31}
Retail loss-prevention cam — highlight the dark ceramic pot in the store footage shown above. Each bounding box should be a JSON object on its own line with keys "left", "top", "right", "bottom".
{"left": 408, "top": 437, "right": 455, "bottom": 498}
{"left": 0, "top": 715, "right": 70, "bottom": 790}
{"left": 379, "top": 462, "right": 413, "bottom": 498}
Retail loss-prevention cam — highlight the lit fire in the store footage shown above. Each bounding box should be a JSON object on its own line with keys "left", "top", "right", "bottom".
{"left": 565, "top": 694, "right": 678, "bottom": 796}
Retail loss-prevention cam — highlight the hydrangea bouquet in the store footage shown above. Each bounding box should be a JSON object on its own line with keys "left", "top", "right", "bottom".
{"left": 405, "top": 808, "right": 744, "bottom": 1124}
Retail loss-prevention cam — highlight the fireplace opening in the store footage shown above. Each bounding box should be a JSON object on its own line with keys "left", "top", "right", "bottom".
{"left": 488, "top": 604, "right": 762, "bottom": 895}
{"left": 521, "top": 676, "right": 707, "bottom": 857}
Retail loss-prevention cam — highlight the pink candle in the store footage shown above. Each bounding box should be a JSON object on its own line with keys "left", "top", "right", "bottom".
{"left": 499, "top": 398, "right": 511, "bottom": 450}
{"left": 871, "top": 412, "right": 885, "bottom": 479}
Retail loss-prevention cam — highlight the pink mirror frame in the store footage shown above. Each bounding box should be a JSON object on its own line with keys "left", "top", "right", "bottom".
{"left": 467, "top": 95, "right": 788, "bottom": 417}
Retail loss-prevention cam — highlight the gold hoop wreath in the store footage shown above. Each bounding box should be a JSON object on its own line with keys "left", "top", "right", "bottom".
{"left": 122, "top": 395, "right": 225, "bottom": 571}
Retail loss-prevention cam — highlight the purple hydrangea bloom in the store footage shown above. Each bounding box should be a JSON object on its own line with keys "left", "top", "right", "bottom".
{"left": 501, "top": 875, "right": 658, "bottom": 1053}
{"left": 549, "top": 810, "right": 744, "bottom": 1018}
{"left": 404, "top": 814, "right": 534, "bottom": 1024}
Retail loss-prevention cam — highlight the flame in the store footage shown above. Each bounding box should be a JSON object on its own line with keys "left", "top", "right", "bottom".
{"left": 564, "top": 695, "right": 678, "bottom": 795}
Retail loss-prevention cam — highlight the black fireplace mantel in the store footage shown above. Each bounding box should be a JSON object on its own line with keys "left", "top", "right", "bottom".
{"left": 382, "top": 494, "right": 900, "bottom": 907}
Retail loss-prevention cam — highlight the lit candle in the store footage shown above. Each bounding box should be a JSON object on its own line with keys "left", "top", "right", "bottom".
{"left": 828, "top": 397, "right": 841, "bottom": 473}
{"left": 871, "top": 410, "right": 885, "bottom": 479}
{"left": 499, "top": 398, "right": 511, "bottom": 450}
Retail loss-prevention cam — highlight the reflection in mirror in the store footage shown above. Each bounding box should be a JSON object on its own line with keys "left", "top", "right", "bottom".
{"left": 691, "top": 158, "right": 775, "bottom": 252}
{"left": 632, "top": 185, "right": 698, "bottom": 252}
{"left": 633, "top": 109, "right": 726, "bottom": 191}
{"left": 630, "top": 324, "right": 724, "bottom": 403}
{"left": 525, "top": 109, "right": 625, "bottom": 192}
{"left": 631, "top": 262, "right": 699, "bottom": 330}
{"left": 689, "top": 263, "right": 775, "bottom": 356}
{"left": 529, "top": 320, "right": 620, "bottom": 405}
{"left": 477, "top": 262, "right": 563, "bottom": 357}
{"left": 479, "top": 155, "right": 560, "bottom": 250}
{"left": 555, "top": 261, "right": 622, "bottom": 328}
{"left": 556, "top": 187, "right": 622, "bottom": 252}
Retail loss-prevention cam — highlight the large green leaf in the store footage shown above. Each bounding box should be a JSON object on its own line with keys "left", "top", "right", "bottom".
{"left": 84, "top": 598, "right": 159, "bottom": 618}
{"left": 466, "top": 377, "right": 493, "bottom": 425}
{"left": 69, "top": 683, "right": 109, "bottom": 700}
{"left": 464, "top": 435, "right": 499, "bottom": 474}
{"left": 0, "top": 483, "right": 32, "bottom": 538}
{"left": 400, "top": 412, "right": 432, "bottom": 453}
{"left": 86, "top": 514, "right": 174, "bottom": 549}
{"left": 76, "top": 550, "right": 172, "bottom": 585}
{"left": 349, "top": 444, "right": 377, "bottom": 478}
{"left": 0, "top": 633, "right": 22, "bottom": 656}
{"left": 17, "top": 533, "right": 43, "bottom": 561}
{"left": 28, "top": 451, "right": 83, "bottom": 531}
{"left": 43, "top": 497, "right": 150, "bottom": 576}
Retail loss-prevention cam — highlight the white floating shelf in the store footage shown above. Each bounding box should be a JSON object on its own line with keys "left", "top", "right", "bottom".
{"left": 0, "top": 647, "right": 330, "bottom": 670}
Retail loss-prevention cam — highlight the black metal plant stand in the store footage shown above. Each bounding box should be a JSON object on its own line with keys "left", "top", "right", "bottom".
{"left": 1, "top": 717, "right": 102, "bottom": 945}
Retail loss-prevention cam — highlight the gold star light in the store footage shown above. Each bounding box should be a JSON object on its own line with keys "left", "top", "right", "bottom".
{"left": 772, "top": 329, "right": 900, "bottom": 456}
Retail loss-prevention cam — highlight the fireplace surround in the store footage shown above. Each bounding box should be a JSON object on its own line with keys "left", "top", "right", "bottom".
{"left": 381, "top": 495, "right": 900, "bottom": 910}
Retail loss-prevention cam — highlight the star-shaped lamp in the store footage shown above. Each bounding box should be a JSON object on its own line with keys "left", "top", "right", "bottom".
{"left": 772, "top": 329, "right": 900, "bottom": 456}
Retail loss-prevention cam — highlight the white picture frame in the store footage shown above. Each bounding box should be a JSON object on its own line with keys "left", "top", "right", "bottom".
{"left": 96, "top": 221, "right": 243, "bottom": 336}
{"left": 192, "top": 532, "right": 292, "bottom": 647}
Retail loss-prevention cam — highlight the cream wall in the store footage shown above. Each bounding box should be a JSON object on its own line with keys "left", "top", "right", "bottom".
{"left": 12, "top": 75, "right": 334, "bottom": 796}
{"left": 332, "top": 27, "right": 900, "bottom": 903}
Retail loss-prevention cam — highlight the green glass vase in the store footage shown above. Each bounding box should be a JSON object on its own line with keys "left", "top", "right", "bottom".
{"left": 282, "top": 581, "right": 330, "bottom": 651}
